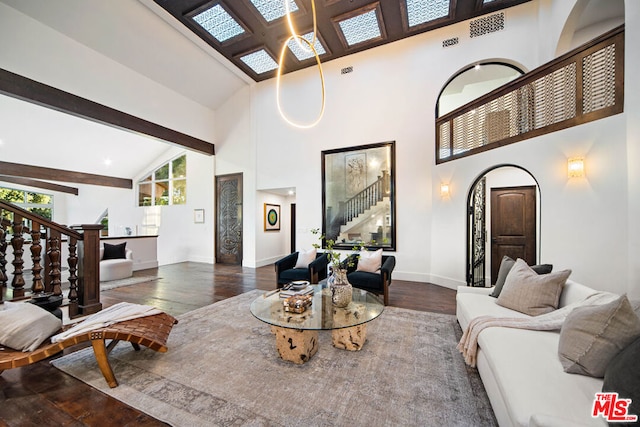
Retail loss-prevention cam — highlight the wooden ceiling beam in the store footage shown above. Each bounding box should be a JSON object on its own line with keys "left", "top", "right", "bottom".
{"left": 0, "top": 175, "right": 79, "bottom": 195}
{"left": 0, "top": 161, "right": 132, "bottom": 189}
{"left": 0, "top": 68, "right": 215, "bottom": 156}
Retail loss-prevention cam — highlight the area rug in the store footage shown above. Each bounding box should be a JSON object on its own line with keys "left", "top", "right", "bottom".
{"left": 100, "top": 275, "right": 160, "bottom": 291}
{"left": 52, "top": 290, "right": 497, "bottom": 427}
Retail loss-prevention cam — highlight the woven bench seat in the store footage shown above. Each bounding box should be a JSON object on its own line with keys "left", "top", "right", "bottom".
{"left": 0, "top": 312, "right": 178, "bottom": 388}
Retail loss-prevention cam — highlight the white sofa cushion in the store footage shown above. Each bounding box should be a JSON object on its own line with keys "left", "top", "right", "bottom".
{"left": 456, "top": 286, "right": 529, "bottom": 330}
{"left": 477, "top": 327, "right": 607, "bottom": 427}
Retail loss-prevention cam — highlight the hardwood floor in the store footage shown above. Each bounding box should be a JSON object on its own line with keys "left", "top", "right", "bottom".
{"left": 0, "top": 262, "right": 457, "bottom": 426}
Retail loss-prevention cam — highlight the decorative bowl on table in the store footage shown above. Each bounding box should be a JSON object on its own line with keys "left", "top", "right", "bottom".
{"left": 289, "top": 280, "right": 310, "bottom": 290}
{"left": 31, "top": 292, "right": 53, "bottom": 302}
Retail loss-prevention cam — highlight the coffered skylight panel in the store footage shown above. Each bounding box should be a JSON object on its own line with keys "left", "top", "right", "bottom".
{"left": 238, "top": 48, "right": 279, "bottom": 75}
{"left": 249, "top": 0, "right": 300, "bottom": 23}
{"left": 287, "top": 32, "right": 328, "bottom": 61}
{"left": 188, "top": 2, "right": 248, "bottom": 44}
{"left": 404, "top": 0, "right": 451, "bottom": 29}
{"left": 333, "top": 2, "right": 387, "bottom": 49}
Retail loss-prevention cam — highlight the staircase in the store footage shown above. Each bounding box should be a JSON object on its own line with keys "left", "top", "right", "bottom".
{"left": 327, "top": 171, "right": 391, "bottom": 243}
{"left": 337, "top": 197, "right": 390, "bottom": 243}
{"left": 0, "top": 200, "right": 103, "bottom": 318}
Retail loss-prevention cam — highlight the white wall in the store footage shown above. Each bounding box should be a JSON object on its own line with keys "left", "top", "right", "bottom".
{"left": 625, "top": 0, "right": 640, "bottom": 300}
{"left": 0, "top": 2, "right": 217, "bottom": 269}
{"left": 213, "top": 0, "right": 638, "bottom": 298}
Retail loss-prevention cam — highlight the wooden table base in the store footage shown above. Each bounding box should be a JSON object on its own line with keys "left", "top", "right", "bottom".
{"left": 271, "top": 326, "right": 318, "bottom": 364}
{"left": 332, "top": 324, "right": 367, "bottom": 351}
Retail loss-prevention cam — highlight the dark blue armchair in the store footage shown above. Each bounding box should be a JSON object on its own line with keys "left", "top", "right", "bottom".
{"left": 342, "top": 254, "right": 396, "bottom": 305}
{"left": 274, "top": 252, "right": 329, "bottom": 287}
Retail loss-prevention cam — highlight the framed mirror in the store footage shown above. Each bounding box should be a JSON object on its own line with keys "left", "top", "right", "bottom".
{"left": 321, "top": 141, "right": 396, "bottom": 250}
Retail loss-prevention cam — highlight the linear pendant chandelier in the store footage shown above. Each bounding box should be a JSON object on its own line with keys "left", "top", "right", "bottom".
{"left": 276, "top": 0, "right": 326, "bottom": 129}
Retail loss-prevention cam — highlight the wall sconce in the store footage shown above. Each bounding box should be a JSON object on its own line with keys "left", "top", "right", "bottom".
{"left": 440, "top": 183, "right": 450, "bottom": 198}
{"left": 568, "top": 157, "right": 585, "bottom": 178}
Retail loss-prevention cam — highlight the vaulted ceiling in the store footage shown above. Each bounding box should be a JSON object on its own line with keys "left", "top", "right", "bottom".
{"left": 153, "top": 0, "right": 531, "bottom": 82}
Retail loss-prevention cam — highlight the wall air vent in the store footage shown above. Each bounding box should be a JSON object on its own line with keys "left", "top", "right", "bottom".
{"left": 341, "top": 66, "right": 354, "bottom": 74}
{"left": 442, "top": 37, "right": 459, "bottom": 48}
{"left": 469, "top": 12, "right": 505, "bottom": 38}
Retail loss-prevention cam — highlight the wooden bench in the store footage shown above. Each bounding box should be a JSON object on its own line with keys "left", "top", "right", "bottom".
{"left": 0, "top": 312, "right": 178, "bottom": 388}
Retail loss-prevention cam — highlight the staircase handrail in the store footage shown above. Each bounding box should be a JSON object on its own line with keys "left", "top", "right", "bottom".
{"left": 0, "top": 200, "right": 102, "bottom": 318}
{"left": 0, "top": 201, "right": 82, "bottom": 240}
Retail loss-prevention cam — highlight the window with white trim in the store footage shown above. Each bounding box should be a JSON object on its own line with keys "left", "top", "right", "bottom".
{"left": 137, "top": 154, "right": 187, "bottom": 206}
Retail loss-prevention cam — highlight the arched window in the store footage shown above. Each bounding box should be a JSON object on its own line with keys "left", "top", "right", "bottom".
{"left": 437, "top": 62, "right": 524, "bottom": 118}
{"left": 137, "top": 154, "right": 187, "bottom": 207}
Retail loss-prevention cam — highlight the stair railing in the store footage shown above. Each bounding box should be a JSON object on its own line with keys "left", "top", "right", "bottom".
{"left": 0, "top": 200, "right": 103, "bottom": 318}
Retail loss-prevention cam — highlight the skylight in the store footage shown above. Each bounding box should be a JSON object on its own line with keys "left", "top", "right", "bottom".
{"left": 240, "top": 49, "right": 279, "bottom": 74}
{"left": 287, "top": 32, "right": 327, "bottom": 61}
{"left": 250, "top": 0, "right": 299, "bottom": 23}
{"left": 405, "top": 0, "right": 450, "bottom": 28}
{"left": 337, "top": 9, "right": 382, "bottom": 47}
{"left": 192, "top": 4, "right": 245, "bottom": 43}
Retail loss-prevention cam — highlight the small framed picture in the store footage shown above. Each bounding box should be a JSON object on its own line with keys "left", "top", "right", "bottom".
{"left": 264, "top": 203, "right": 280, "bottom": 231}
{"left": 194, "top": 209, "right": 205, "bottom": 224}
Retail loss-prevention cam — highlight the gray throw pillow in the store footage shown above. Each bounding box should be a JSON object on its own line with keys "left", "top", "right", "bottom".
{"left": 496, "top": 258, "right": 570, "bottom": 316}
{"left": 603, "top": 335, "right": 640, "bottom": 418}
{"left": 490, "top": 256, "right": 553, "bottom": 297}
{"left": 558, "top": 295, "right": 640, "bottom": 378}
{"left": 0, "top": 301, "right": 62, "bottom": 352}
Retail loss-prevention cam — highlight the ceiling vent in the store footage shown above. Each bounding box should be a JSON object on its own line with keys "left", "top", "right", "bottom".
{"left": 469, "top": 12, "right": 505, "bottom": 38}
{"left": 442, "top": 37, "right": 459, "bottom": 48}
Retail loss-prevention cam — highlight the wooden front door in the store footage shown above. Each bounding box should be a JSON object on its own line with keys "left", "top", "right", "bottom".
{"left": 490, "top": 186, "right": 536, "bottom": 284}
{"left": 215, "top": 173, "right": 243, "bottom": 265}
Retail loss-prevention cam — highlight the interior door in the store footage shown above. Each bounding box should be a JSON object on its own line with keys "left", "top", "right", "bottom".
{"left": 490, "top": 185, "right": 536, "bottom": 284}
{"left": 290, "top": 203, "right": 296, "bottom": 253}
{"left": 215, "top": 173, "right": 243, "bottom": 265}
{"left": 468, "top": 177, "right": 486, "bottom": 287}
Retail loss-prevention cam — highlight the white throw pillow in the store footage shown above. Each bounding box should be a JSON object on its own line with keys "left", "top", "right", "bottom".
{"left": 0, "top": 301, "right": 62, "bottom": 352}
{"left": 356, "top": 248, "right": 383, "bottom": 273}
{"left": 294, "top": 248, "right": 317, "bottom": 269}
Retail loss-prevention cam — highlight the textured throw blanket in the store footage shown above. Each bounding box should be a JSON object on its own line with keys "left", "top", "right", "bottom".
{"left": 457, "top": 292, "right": 618, "bottom": 367}
{"left": 51, "top": 302, "right": 162, "bottom": 343}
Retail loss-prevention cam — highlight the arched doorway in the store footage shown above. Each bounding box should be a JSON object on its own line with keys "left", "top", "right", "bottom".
{"left": 466, "top": 165, "right": 541, "bottom": 287}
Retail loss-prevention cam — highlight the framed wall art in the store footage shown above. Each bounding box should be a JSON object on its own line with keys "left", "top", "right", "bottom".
{"left": 321, "top": 141, "right": 396, "bottom": 250}
{"left": 264, "top": 203, "right": 281, "bottom": 231}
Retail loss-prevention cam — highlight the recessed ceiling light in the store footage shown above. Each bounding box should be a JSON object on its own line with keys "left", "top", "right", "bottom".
{"left": 250, "top": 0, "right": 299, "bottom": 23}
{"left": 192, "top": 3, "right": 246, "bottom": 43}
{"left": 405, "top": 0, "right": 450, "bottom": 28}
{"left": 103, "top": 158, "right": 112, "bottom": 166}
{"left": 287, "top": 32, "right": 327, "bottom": 61}
{"left": 239, "top": 49, "right": 279, "bottom": 74}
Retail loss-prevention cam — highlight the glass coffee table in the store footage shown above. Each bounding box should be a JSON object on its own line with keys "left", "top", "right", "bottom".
{"left": 250, "top": 285, "right": 384, "bottom": 364}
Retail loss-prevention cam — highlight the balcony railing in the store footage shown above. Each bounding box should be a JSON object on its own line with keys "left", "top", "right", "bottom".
{"left": 436, "top": 25, "right": 624, "bottom": 164}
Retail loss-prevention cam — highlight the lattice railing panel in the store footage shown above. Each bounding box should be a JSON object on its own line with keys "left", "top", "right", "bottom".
{"left": 532, "top": 63, "right": 577, "bottom": 129}
{"left": 583, "top": 43, "right": 616, "bottom": 114}
{"left": 436, "top": 27, "right": 623, "bottom": 163}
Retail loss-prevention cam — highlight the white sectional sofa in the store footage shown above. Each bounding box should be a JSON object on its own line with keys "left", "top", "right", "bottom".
{"left": 456, "top": 280, "right": 609, "bottom": 427}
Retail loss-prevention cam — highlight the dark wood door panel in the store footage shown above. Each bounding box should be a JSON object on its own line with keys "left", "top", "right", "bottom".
{"left": 490, "top": 186, "right": 536, "bottom": 284}
{"left": 215, "top": 173, "right": 243, "bottom": 265}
